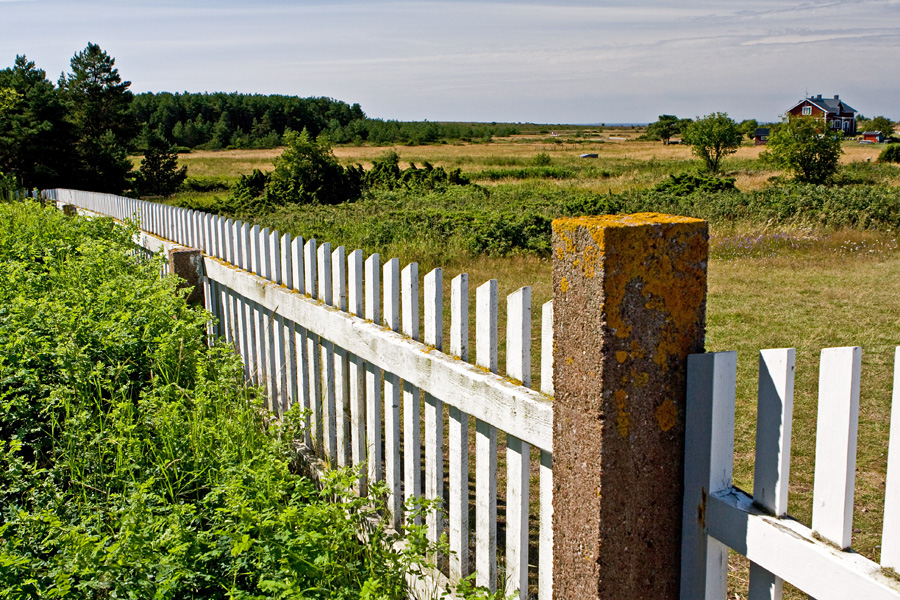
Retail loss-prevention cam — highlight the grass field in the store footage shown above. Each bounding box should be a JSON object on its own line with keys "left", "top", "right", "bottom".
{"left": 161, "top": 129, "right": 900, "bottom": 598}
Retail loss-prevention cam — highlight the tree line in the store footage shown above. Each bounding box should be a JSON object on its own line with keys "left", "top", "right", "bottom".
{"left": 0, "top": 43, "right": 521, "bottom": 194}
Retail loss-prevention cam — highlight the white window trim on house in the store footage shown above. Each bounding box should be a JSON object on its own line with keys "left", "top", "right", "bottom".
{"left": 802, "top": 106, "right": 812, "bottom": 116}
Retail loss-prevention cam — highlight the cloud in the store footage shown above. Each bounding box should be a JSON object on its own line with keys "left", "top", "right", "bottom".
{"left": 2, "top": 0, "right": 899, "bottom": 121}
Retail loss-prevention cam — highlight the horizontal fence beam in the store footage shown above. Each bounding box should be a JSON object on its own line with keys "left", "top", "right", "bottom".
{"left": 707, "top": 488, "right": 900, "bottom": 600}
{"left": 202, "top": 256, "right": 554, "bottom": 452}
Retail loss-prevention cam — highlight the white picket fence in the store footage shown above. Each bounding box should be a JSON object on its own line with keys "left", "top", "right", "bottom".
{"left": 42, "top": 188, "right": 900, "bottom": 599}
{"left": 682, "top": 348, "right": 900, "bottom": 599}
{"left": 45, "top": 188, "right": 554, "bottom": 600}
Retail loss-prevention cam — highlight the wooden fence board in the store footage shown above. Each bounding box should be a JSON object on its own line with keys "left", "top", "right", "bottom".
{"left": 812, "top": 347, "right": 861, "bottom": 550}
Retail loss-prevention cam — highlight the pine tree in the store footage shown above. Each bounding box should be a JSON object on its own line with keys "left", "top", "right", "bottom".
{"left": 59, "top": 43, "right": 136, "bottom": 193}
{"left": 134, "top": 133, "right": 187, "bottom": 197}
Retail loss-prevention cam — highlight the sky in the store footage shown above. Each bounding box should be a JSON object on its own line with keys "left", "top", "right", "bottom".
{"left": 2, "top": 0, "right": 898, "bottom": 124}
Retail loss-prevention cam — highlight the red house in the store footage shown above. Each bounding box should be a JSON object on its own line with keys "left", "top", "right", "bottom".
{"left": 786, "top": 94, "right": 857, "bottom": 134}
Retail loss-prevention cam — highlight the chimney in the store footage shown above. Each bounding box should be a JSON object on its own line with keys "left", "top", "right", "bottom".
{"left": 816, "top": 94, "right": 822, "bottom": 99}
{"left": 834, "top": 94, "right": 839, "bottom": 99}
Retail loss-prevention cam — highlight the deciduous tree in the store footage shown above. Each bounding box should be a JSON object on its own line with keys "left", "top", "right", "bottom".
{"left": 682, "top": 112, "right": 742, "bottom": 173}
{"left": 646, "top": 115, "right": 681, "bottom": 145}
{"left": 762, "top": 116, "right": 843, "bottom": 184}
{"left": 265, "top": 129, "right": 361, "bottom": 205}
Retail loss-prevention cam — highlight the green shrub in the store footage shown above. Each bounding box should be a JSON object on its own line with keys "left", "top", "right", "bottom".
{"left": 532, "top": 152, "right": 552, "bottom": 166}
{"left": 878, "top": 144, "right": 900, "bottom": 164}
{"left": 477, "top": 166, "right": 578, "bottom": 181}
{"left": 181, "top": 175, "right": 231, "bottom": 193}
{"left": 0, "top": 201, "right": 443, "bottom": 598}
{"left": 366, "top": 150, "right": 469, "bottom": 191}
{"left": 653, "top": 172, "right": 738, "bottom": 196}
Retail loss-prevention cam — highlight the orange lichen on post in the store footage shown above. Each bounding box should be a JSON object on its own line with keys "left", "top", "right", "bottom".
{"left": 551, "top": 213, "right": 707, "bottom": 600}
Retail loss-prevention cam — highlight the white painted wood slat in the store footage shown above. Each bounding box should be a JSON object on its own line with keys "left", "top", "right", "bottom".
{"left": 680, "top": 351, "right": 737, "bottom": 600}
{"left": 365, "top": 253, "right": 383, "bottom": 486}
{"left": 317, "top": 243, "right": 337, "bottom": 464}
{"left": 749, "top": 348, "right": 796, "bottom": 600}
{"left": 291, "top": 236, "right": 310, "bottom": 443}
{"left": 541, "top": 300, "right": 553, "bottom": 396}
{"left": 304, "top": 239, "right": 322, "bottom": 452}
{"left": 538, "top": 449, "right": 553, "bottom": 600}
{"left": 251, "top": 225, "right": 265, "bottom": 386}
{"left": 348, "top": 249, "right": 367, "bottom": 494}
{"left": 383, "top": 258, "right": 402, "bottom": 530}
{"left": 883, "top": 347, "right": 900, "bottom": 571}
{"left": 269, "top": 231, "right": 285, "bottom": 412}
{"left": 423, "top": 268, "right": 444, "bottom": 548}
{"left": 401, "top": 263, "right": 422, "bottom": 525}
{"left": 449, "top": 273, "right": 470, "bottom": 581}
{"left": 333, "top": 246, "right": 351, "bottom": 468}
{"left": 505, "top": 286, "right": 531, "bottom": 600}
{"left": 812, "top": 346, "right": 861, "bottom": 550}
{"left": 475, "top": 279, "right": 498, "bottom": 592}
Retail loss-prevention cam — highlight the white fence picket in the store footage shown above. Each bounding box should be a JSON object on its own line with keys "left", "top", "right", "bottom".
{"left": 475, "top": 279, "right": 498, "bottom": 592}
{"left": 402, "top": 263, "right": 422, "bottom": 525}
{"left": 539, "top": 448, "right": 553, "bottom": 600}
{"left": 348, "top": 250, "right": 367, "bottom": 494}
{"left": 279, "top": 233, "right": 296, "bottom": 413}
{"left": 383, "top": 258, "right": 403, "bottom": 530}
{"left": 250, "top": 225, "right": 265, "bottom": 385}
{"left": 365, "top": 253, "right": 383, "bottom": 487}
{"left": 242, "top": 223, "right": 258, "bottom": 383}
{"left": 292, "top": 236, "right": 311, "bottom": 447}
{"left": 812, "top": 346, "right": 861, "bottom": 550}
{"left": 449, "top": 273, "right": 470, "bottom": 581}
{"left": 505, "top": 286, "right": 531, "bottom": 600}
{"left": 883, "top": 347, "right": 900, "bottom": 571}
{"left": 272, "top": 232, "right": 289, "bottom": 414}
{"left": 539, "top": 299, "right": 553, "bottom": 600}
{"left": 317, "top": 243, "right": 337, "bottom": 464}
{"left": 304, "top": 239, "right": 322, "bottom": 452}
{"left": 748, "top": 348, "right": 796, "bottom": 600}
{"left": 424, "top": 268, "right": 444, "bottom": 548}
{"left": 680, "top": 351, "right": 737, "bottom": 600}
{"left": 332, "top": 246, "right": 351, "bottom": 468}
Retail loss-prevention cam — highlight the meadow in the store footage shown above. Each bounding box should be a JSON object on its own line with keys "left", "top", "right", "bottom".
{"left": 160, "top": 129, "right": 900, "bottom": 598}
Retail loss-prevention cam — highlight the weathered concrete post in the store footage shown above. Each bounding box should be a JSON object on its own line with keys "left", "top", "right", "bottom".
{"left": 168, "top": 248, "right": 205, "bottom": 306}
{"left": 551, "top": 213, "right": 708, "bottom": 599}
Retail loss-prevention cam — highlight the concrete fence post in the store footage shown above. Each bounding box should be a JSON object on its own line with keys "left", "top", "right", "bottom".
{"left": 551, "top": 213, "right": 708, "bottom": 599}
{"left": 168, "top": 247, "right": 205, "bottom": 306}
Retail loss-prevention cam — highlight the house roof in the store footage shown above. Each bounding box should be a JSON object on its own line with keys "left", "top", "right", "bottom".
{"left": 787, "top": 94, "right": 857, "bottom": 115}
{"left": 862, "top": 131, "right": 883, "bottom": 136}
{"left": 753, "top": 128, "right": 770, "bottom": 137}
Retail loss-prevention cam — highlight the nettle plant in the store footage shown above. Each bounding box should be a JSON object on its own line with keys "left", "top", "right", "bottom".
{"left": 0, "top": 200, "right": 503, "bottom": 599}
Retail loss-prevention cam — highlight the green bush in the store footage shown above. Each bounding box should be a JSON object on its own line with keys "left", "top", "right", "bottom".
{"left": 878, "top": 144, "right": 900, "bottom": 164}
{"left": 366, "top": 150, "right": 469, "bottom": 191}
{"left": 653, "top": 172, "right": 738, "bottom": 196}
{"left": 181, "top": 175, "right": 231, "bottom": 193}
{"left": 478, "top": 166, "right": 577, "bottom": 181}
{"left": 0, "top": 201, "right": 444, "bottom": 598}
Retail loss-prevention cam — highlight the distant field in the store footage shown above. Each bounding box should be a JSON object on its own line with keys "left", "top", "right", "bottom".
{"left": 168, "top": 127, "right": 897, "bottom": 196}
